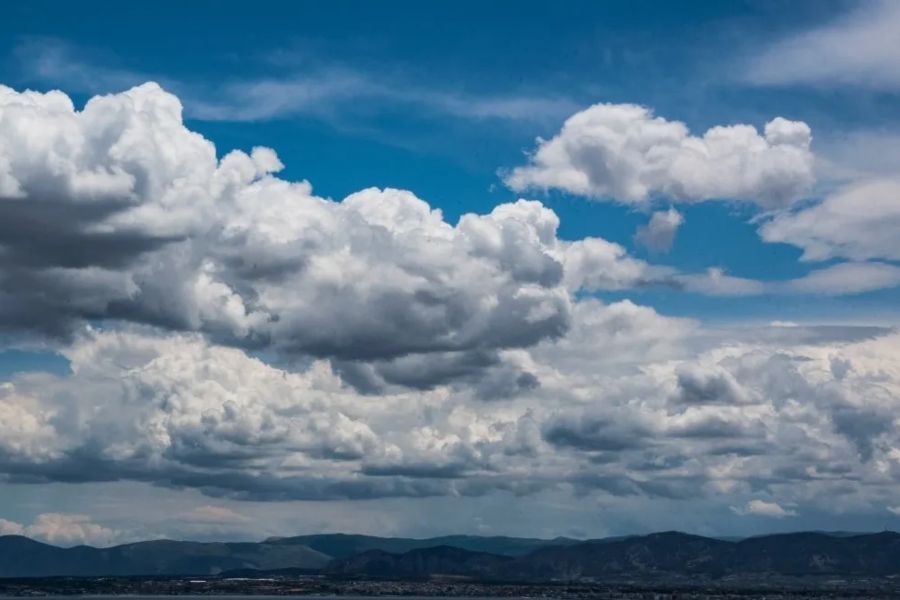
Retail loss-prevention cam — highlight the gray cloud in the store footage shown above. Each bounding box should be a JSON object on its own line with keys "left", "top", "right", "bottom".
{"left": 0, "top": 301, "right": 898, "bottom": 510}
{"left": 1, "top": 83, "right": 899, "bottom": 523}
{"left": 634, "top": 208, "right": 683, "bottom": 253}
{"left": 0, "top": 84, "right": 577, "bottom": 367}
{"left": 760, "top": 178, "right": 900, "bottom": 262}
{"left": 543, "top": 414, "right": 654, "bottom": 453}
{"left": 672, "top": 364, "right": 754, "bottom": 406}
{"left": 1, "top": 82, "right": 893, "bottom": 371}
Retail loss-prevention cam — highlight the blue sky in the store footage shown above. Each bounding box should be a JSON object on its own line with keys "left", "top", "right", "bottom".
{"left": 0, "top": 0, "right": 899, "bottom": 545}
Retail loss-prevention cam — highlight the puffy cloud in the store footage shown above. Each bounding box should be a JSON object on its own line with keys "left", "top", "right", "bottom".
{"left": 1, "top": 82, "right": 900, "bottom": 524}
{"left": 0, "top": 304, "right": 899, "bottom": 514}
{"left": 504, "top": 103, "right": 813, "bottom": 208}
{"left": 760, "top": 179, "right": 900, "bottom": 262}
{"left": 543, "top": 413, "right": 654, "bottom": 453}
{"left": 0, "top": 329, "right": 385, "bottom": 498}
{"left": 1, "top": 81, "right": 889, "bottom": 390}
{"left": 744, "top": 0, "right": 900, "bottom": 91}
{"left": 560, "top": 237, "right": 664, "bottom": 292}
{"left": 672, "top": 364, "right": 754, "bottom": 406}
{"left": 0, "top": 513, "right": 119, "bottom": 546}
{"left": 0, "top": 328, "right": 554, "bottom": 500}
{"left": 634, "top": 208, "right": 683, "bottom": 253}
{"left": 731, "top": 500, "right": 796, "bottom": 518}
{"left": 0, "top": 83, "right": 573, "bottom": 363}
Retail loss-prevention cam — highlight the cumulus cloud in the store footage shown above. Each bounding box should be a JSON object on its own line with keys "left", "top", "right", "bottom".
{"left": 0, "top": 83, "right": 575, "bottom": 364}
{"left": 0, "top": 513, "right": 119, "bottom": 546}
{"left": 744, "top": 0, "right": 900, "bottom": 90}
{"left": 0, "top": 303, "right": 899, "bottom": 512}
{"left": 560, "top": 237, "right": 666, "bottom": 292}
{"left": 0, "top": 81, "right": 890, "bottom": 382}
{"left": 732, "top": 500, "right": 796, "bottom": 518}
{"left": 672, "top": 364, "right": 754, "bottom": 406}
{"left": 1, "top": 82, "right": 900, "bottom": 522}
{"left": 634, "top": 208, "right": 683, "bottom": 253}
{"left": 760, "top": 179, "right": 900, "bottom": 262}
{"left": 0, "top": 328, "right": 548, "bottom": 500}
{"left": 504, "top": 103, "right": 814, "bottom": 208}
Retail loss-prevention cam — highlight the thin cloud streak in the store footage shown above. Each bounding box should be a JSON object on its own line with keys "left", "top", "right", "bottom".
{"left": 13, "top": 37, "right": 578, "bottom": 124}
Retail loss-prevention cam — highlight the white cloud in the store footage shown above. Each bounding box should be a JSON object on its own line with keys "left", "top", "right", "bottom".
{"left": 815, "top": 130, "right": 900, "bottom": 183}
{"left": 1, "top": 82, "right": 900, "bottom": 523}
{"left": 732, "top": 500, "right": 796, "bottom": 518}
{"left": 634, "top": 208, "right": 683, "bottom": 253}
{"left": 0, "top": 81, "right": 888, "bottom": 370}
{"left": 181, "top": 505, "right": 250, "bottom": 524}
{"left": 0, "top": 303, "right": 898, "bottom": 515}
{"left": 675, "top": 268, "right": 766, "bottom": 297}
{"left": 560, "top": 237, "right": 665, "bottom": 292}
{"left": 0, "top": 83, "right": 574, "bottom": 362}
{"left": 0, "top": 513, "right": 119, "bottom": 546}
{"left": 0, "top": 518, "right": 25, "bottom": 536}
{"left": 744, "top": 0, "right": 900, "bottom": 90}
{"left": 504, "top": 103, "right": 814, "bottom": 208}
{"left": 761, "top": 179, "right": 900, "bottom": 262}
{"left": 783, "top": 262, "right": 900, "bottom": 296}
{"left": 674, "top": 264, "right": 900, "bottom": 297}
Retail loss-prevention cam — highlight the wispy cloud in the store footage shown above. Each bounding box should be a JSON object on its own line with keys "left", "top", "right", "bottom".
{"left": 743, "top": 0, "right": 900, "bottom": 91}
{"left": 731, "top": 500, "right": 796, "bottom": 519}
{"left": 13, "top": 37, "right": 577, "bottom": 124}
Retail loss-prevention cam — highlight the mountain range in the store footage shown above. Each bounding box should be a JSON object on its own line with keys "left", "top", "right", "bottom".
{"left": 2, "top": 531, "right": 899, "bottom": 580}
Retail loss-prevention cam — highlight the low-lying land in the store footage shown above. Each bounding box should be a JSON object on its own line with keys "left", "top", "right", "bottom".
{"left": 2, "top": 573, "right": 900, "bottom": 599}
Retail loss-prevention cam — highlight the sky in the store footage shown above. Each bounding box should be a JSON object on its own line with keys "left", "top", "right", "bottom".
{"left": 1, "top": 0, "right": 900, "bottom": 547}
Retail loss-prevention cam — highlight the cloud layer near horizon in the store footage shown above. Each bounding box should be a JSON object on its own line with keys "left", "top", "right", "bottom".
{"left": 2, "top": 304, "right": 900, "bottom": 517}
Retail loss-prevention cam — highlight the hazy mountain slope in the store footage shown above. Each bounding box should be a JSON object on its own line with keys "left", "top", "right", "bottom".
{"left": 4, "top": 531, "right": 900, "bottom": 579}
{"left": 325, "top": 531, "right": 900, "bottom": 581}
{"left": 0, "top": 536, "right": 330, "bottom": 577}
{"left": 326, "top": 545, "right": 514, "bottom": 578}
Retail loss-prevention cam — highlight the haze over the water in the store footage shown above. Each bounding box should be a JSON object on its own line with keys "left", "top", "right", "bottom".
{"left": 0, "top": 0, "right": 899, "bottom": 547}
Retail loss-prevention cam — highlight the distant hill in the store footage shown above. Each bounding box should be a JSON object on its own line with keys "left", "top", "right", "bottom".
{"left": 3, "top": 530, "right": 900, "bottom": 580}
{"left": 266, "top": 532, "right": 578, "bottom": 558}
{"left": 0, "top": 535, "right": 330, "bottom": 577}
{"left": 325, "top": 531, "right": 900, "bottom": 581}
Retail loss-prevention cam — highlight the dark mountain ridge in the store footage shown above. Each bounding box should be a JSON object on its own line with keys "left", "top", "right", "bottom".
{"left": 2, "top": 530, "right": 900, "bottom": 580}
{"left": 0, "top": 535, "right": 330, "bottom": 578}
{"left": 499, "top": 531, "right": 900, "bottom": 580}
{"left": 266, "top": 532, "right": 578, "bottom": 558}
